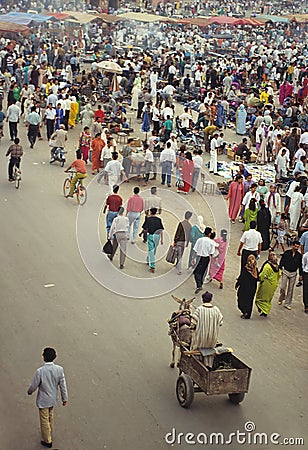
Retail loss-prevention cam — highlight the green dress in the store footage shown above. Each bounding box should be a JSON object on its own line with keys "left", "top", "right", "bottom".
{"left": 243, "top": 208, "right": 258, "bottom": 231}
{"left": 255, "top": 262, "right": 281, "bottom": 315}
{"left": 188, "top": 225, "right": 204, "bottom": 268}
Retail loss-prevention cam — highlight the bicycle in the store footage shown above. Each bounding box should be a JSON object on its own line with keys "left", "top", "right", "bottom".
{"left": 63, "top": 171, "right": 87, "bottom": 205}
{"left": 13, "top": 164, "right": 22, "bottom": 189}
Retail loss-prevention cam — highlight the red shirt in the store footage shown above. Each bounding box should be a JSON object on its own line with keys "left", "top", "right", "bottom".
{"left": 127, "top": 194, "right": 144, "bottom": 213}
{"left": 94, "top": 110, "right": 105, "bottom": 122}
{"left": 106, "top": 194, "right": 122, "bottom": 212}
{"left": 70, "top": 159, "right": 87, "bottom": 174}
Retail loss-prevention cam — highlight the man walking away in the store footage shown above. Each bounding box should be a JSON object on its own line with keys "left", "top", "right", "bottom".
{"left": 192, "top": 227, "right": 215, "bottom": 294}
{"left": 27, "top": 347, "right": 68, "bottom": 448}
{"left": 103, "top": 185, "right": 123, "bottom": 234}
{"left": 108, "top": 207, "right": 129, "bottom": 269}
{"left": 142, "top": 186, "right": 162, "bottom": 242}
{"left": 6, "top": 99, "right": 20, "bottom": 141}
{"left": 141, "top": 208, "right": 164, "bottom": 273}
{"left": 278, "top": 240, "right": 303, "bottom": 310}
{"left": 126, "top": 186, "right": 144, "bottom": 243}
{"left": 173, "top": 211, "right": 192, "bottom": 274}
{"left": 160, "top": 141, "right": 176, "bottom": 187}
{"left": 237, "top": 220, "right": 262, "bottom": 272}
{"left": 26, "top": 105, "right": 41, "bottom": 148}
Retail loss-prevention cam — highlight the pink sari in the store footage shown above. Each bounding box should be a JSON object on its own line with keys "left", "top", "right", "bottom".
{"left": 209, "top": 237, "right": 228, "bottom": 282}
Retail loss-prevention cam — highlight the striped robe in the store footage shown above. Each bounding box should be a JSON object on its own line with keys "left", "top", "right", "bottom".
{"left": 191, "top": 304, "right": 223, "bottom": 367}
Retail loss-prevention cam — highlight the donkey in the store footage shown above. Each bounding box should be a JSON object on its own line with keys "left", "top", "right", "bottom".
{"left": 168, "top": 295, "right": 195, "bottom": 368}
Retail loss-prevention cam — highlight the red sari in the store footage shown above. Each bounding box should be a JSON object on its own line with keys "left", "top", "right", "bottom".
{"left": 91, "top": 137, "right": 105, "bottom": 173}
{"left": 209, "top": 237, "right": 228, "bottom": 282}
{"left": 178, "top": 159, "right": 194, "bottom": 193}
{"left": 228, "top": 181, "right": 244, "bottom": 220}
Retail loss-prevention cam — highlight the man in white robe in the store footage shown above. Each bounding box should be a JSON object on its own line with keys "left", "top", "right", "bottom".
{"left": 191, "top": 291, "right": 223, "bottom": 366}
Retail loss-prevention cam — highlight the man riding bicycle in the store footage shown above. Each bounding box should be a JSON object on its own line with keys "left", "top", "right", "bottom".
{"left": 6, "top": 137, "right": 23, "bottom": 182}
{"left": 65, "top": 153, "right": 87, "bottom": 198}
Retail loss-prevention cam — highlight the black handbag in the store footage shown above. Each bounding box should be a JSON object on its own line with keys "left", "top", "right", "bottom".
{"left": 102, "top": 239, "right": 113, "bottom": 255}
{"left": 166, "top": 245, "right": 177, "bottom": 264}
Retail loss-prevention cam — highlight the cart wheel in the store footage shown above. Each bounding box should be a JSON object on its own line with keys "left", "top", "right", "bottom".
{"left": 228, "top": 393, "right": 245, "bottom": 404}
{"left": 176, "top": 374, "right": 194, "bottom": 408}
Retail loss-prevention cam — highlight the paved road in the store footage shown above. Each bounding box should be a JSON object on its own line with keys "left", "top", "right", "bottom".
{"left": 0, "top": 115, "right": 307, "bottom": 450}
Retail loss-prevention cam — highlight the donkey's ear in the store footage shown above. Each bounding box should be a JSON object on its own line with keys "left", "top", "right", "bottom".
{"left": 171, "top": 294, "right": 182, "bottom": 304}
{"left": 187, "top": 297, "right": 195, "bottom": 305}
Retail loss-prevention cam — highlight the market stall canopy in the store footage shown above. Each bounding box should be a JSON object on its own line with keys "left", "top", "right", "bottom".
{"left": 48, "top": 12, "right": 71, "bottom": 20}
{"left": 233, "top": 18, "right": 264, "bottom": 26}
{"left": 207, "top": 16, "right": 238, "bottom": 25}
{"left": 0, "top": 12, "right": 57, "bottom": 25}
{"left": 286, "top": 14, "right": 308, "bottom": 23}
{"left": 256, "top": 15, "right": 290, "bottom": 23}
{"left": 97, "top": 60, "right": 123, "bottom": 74}
{"left": 64, "top": 11, "right": 102, "bottom": 24}
{"left": 0, "top": 20, "right": 30, "bottom": 34}
{"left": 117, "top": 12, "right": 177, "bottom": 23}
{"left": 95, "top": 13, "right": 122, "bottom": 23}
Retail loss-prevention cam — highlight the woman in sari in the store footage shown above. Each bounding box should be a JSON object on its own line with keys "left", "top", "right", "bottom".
{"left": 188, "top": 216, "right": 205, "bottom": 268}
{"left": 236, "top": 254, "right": 259, "bottom": 319}
{"left": 177, "top": 151, "right": 194, "bottom": 194}
{"left": 227, "top": 174, "right": 244, "bottom": 223}
{"left": 255, "top": 253, "right": 281, "bottom": 317}
{"left": 209, "top": 229, "right": 228, "bottom": 289}
{"left": 91, "top": 132, "right": 105, "bottom": 175}
{"left": 79, "top": 126, "right": 91, "bottom": 164}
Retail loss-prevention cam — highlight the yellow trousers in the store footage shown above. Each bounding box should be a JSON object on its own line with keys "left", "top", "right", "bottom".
{"left": 69, "top": 172, "right": 87, "bottom": 195}
{"left": 39, "top": 407, "right": 54, "bottom": 443}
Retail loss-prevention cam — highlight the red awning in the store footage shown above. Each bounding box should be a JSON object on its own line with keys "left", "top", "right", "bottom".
{"left": 48, "top": 13, "right": 70, "bottom": 20}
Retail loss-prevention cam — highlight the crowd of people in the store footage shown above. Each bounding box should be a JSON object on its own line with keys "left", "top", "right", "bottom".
{"left": 1, "top": 4, "right": 306, "bottom": 448}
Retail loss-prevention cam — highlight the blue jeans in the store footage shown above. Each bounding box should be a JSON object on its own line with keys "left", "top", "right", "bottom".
{"left": 161, "top": 161, "right": 172, "bottom": 185}
{"left": 127, "top": 211, "right": 141, "bottom": 242}
{"left": 106, "top": 211, "right": 118, "bottom": 234}
{"left": 147, "top": 233, "right": 160, "bottom": 268}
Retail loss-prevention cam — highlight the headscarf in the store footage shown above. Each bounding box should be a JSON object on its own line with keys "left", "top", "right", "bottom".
{"left": 245, "top": 254, "right": 258, "bottom": 279}
{"left": 196, "top": 215, "right": 205, "bottom": 232}
{"left": 267, "top": 252, "right": 279, "bottom": 272}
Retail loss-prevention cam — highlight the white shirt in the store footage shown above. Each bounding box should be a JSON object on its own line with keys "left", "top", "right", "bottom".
{"left": 109, "top": 215, "right": 129, "bottom": 237}
{"left": 193, "top": 236, "right": 215, "bottom": 257}
{"left": 210, "top": 137, "right": 218, "bottom": 152}
{"left": 294, "top": 148, "right": 306, "bottom": 162}
{"left": 240, "top": 229, "right": 263, "bottom": 251}
{"left": 300, "top": 132, "right": 308, "bottom": 145}
{"left": 104, "top": 160, "right": 123, "bottom": 177}
{"left": 144, "top": 149, "right": 154, "bottom": 163}
{"left": 193, "top": 155, "right": 203, "bottom": 169}
{"left": 7, "top": 104, "right": 20, "bottom": 122}
{"left": 162, "top": 85, "right": 176, "bottom": 96}
{"left": 179, "top": 112, "right": 191, "bottom": 129}
{"left": 162, "top": 106, "right": 174, "bottom": 120}
{"left": 160, "top": 148, "right": 176, "bottom": 164}
{"left": 45, "top": 108, "right": 56, "bottom": 120}
{"left": 302, "top": 252, "right": 308, "bottom": 273}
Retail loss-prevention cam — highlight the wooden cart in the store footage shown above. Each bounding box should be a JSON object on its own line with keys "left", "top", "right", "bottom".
{"left": 176, "top": 347, "right": 252, "bottom": 408}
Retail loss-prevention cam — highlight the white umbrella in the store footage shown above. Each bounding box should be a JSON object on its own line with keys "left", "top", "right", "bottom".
{"left": 97, "top": 61, "right": 123, "bottom": 74}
